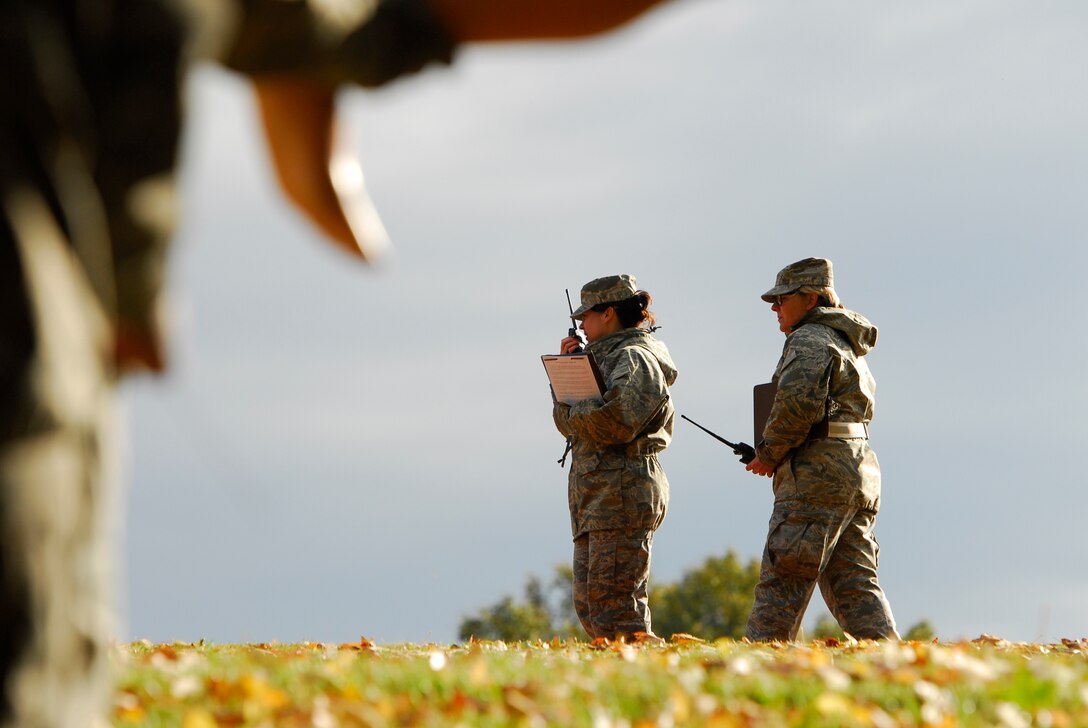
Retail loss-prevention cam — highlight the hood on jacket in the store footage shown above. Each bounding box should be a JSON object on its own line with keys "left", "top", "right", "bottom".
{"left": 800, "top": 307, "right": 878, "bottom": 356}
{"left": 589, "top": 328, "right": 678, "bottom": 385}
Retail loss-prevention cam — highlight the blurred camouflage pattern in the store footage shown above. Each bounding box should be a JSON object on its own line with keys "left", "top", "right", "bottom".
{"left": 0, "top": 0, "right": 457, "bottom": 724}
{"left": 1, "top": 1, "right": 187, "bottom": 721}
{"left": 572, "top": 529, "right": 654, "bottom": 639}
{"left": 0, "top": 203, "right": 120, "bottom": 727}
{"left": 747, "top": 304, "right": 898, "bottom": 642}
{"left": 224, "top": 0, "right": 455, "bottom": 89}
{"left": 553, "top": 327, "right": 677, "bottom": 639}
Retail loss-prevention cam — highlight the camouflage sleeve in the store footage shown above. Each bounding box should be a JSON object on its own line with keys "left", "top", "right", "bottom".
{"left": 552, "top": 401, "right": 573, "bottom": 437}
{"left": 755, "top": 335, "right": 833, "bottom": 466}
{"left": 100, "top": 3, "right": 184, "bottom": 357}
{"left": 562, "top": 349, "right": 669, "bottom": 447}
{"left": 220, "top": 0, "right": 457, "bottom": 88}
{"left": 0, "top": 0, "right": 188, "bottom": 369}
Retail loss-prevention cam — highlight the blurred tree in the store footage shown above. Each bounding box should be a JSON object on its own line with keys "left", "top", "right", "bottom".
{"left": 806, "top": 611, "right": 936, "bottom": 642}
{"left": 458, "top": 565, "right": 584, "bottom": 641}
{"left": 650, "top": 550, "right": 761, "bottom": 640}
{"left": 904, "top": 619, "right": 936, "bottom": 641}
{"left": 807, "top": 612, "right": 846, "bottom": 640}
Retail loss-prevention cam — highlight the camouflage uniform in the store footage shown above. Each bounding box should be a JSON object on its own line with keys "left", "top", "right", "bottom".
{"left": 746, "top": 259, "right": 898, "bottom": 642}
{"left": 552, "top": 275, "right": 677, "bottom": 640}
{"left": 0, "top": 1, "right": 454, "bottom": 724}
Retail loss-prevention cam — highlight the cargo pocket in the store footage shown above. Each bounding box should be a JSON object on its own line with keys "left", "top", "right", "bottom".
{"left": 577, "top": 450, "right": 626, "bottom": 531}
{"left": 573, "top": 452, "right": 602, "bottom": 477}
{"left": 618, "top": 454, "right": 662, "bottom": 531}
{"left": 766, "top": 512, "right": 826, "bottom": 580}
{"left": 771, "top": 456, "right": 798, "bottom": 500}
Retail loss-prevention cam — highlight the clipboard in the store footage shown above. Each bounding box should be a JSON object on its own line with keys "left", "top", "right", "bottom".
{"left": 753, "top": 381, "right": 778, "bottom": 445}
{"left": 542, "top": 353, "right": 606, "bottom": 405}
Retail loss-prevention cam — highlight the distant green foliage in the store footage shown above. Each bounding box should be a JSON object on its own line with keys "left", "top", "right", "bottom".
{"left": 808, "top": 613, "right": 847, "bottom": 640}
{"left": 802, "top": 611, "right": 938, "bottom": 642}
{"left": 458, "top": 565, "right": 584, "bottom": 642}
{"left": 904, "top": 619, "right": 936, "bottom": 641}
{"left": 650, "top": 551, "right": 761, "bottom": 640}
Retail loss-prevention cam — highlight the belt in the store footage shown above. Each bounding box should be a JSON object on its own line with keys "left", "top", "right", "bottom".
{"left": 809, "top": 421, "right": 868, "bottom": 439}
{"left": 624, "top": 442, "right": 662, "bottom": 457}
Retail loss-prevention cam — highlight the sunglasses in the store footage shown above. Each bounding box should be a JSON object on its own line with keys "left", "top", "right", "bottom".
{"left": 772, "top": 291, "right": 803, "bottom": 306}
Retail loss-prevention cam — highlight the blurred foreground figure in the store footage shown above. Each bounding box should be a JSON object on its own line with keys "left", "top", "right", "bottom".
{"left": 0, "top": 0, "right": 673, "bottom": 723}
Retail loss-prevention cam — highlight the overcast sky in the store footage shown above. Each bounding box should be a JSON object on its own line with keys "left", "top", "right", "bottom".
{"left": 119, "top": 0, "right": 1087, "bottom": 645}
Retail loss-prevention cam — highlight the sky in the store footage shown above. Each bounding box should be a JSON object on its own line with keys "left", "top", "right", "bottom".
{"left": 119, "top": 0, "right": 1088, "bottom": 645}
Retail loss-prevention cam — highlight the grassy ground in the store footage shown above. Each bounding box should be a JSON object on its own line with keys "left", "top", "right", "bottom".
{"left": 113, "top": 635, "right": 1088, "bottom": 727}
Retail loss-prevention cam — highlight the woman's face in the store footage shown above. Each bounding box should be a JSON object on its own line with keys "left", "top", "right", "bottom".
{"left": 579, "top": 306, "right": 621, "bottom": 343}
{"left": 771, "top": 291, "right": 818, "bottom": 333}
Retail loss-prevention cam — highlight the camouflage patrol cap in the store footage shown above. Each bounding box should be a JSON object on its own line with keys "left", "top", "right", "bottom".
{"left": 761, "top": 258, "right": 835, "bottom": 302}
{"left": 571, "top": 274, "right": 638, "bottom": 319}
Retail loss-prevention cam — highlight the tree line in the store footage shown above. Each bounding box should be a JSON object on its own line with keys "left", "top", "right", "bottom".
{"left": 459, "top": 549, "right": 934, "bottom": 642}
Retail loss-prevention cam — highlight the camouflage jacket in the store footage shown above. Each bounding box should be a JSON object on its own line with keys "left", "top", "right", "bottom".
{"left": 552, "top": 328, "right": 677, "bottom": 538}
{"left": 755, "top": 307, "right": 881, "bottom": 510}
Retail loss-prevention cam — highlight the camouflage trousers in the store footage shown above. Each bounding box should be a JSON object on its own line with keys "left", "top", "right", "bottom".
{"left": 746, "top": 501, "right": 898, "bottom": 642}
{"left": 1, "top": 207, "right": 117, "bottom": 727}
{"left": 572, "top": 528, "right": 655, "bottom": 640}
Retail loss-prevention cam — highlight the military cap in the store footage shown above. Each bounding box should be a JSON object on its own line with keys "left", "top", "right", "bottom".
{"left": 571, "top": 274, "right": 638, "bottom": 319}
{"left": 761, "top": 258, "right": 835, "bottom": 302}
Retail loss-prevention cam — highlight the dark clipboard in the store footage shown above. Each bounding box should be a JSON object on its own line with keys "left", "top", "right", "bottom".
{"left": 541, "top": 353, "right": 606, "bottom": 405}
{"left": 753, "top": 381, "right": 778, "bottom": 445}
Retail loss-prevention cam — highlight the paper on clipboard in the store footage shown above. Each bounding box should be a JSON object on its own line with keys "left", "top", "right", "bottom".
{"left": 542, "top": 354, "right": 606, "bottom": 405}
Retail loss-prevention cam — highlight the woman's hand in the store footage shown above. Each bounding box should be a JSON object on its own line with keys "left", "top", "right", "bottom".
{"left": 745, "top": 457, "right": 775, "bottom": 477}
{"left": 560, "top": 335, "right": 583, "bottom": 354}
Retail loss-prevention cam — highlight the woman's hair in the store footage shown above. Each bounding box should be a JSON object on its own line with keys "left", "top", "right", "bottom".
{"left": 798, "top": 285, "right": 842, "bottom": 309}
{"left": 592, "top": 290, "right": 656, "bottom": 329}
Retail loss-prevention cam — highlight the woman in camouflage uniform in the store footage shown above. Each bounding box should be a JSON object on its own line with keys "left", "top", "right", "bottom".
{"left": 553, "top": 274, "right": 677, "bottom": 641}
{"left": 744, "top": 258, "right": 898, "bottom": 642}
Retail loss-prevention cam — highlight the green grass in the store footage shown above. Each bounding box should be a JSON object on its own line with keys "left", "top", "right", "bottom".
{"left": 112, "top": 636, "right": 1088, "bottom": 726}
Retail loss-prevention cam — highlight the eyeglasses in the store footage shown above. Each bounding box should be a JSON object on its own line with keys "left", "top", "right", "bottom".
{"left": 772, "top": 291, "right": 802, "bottom": 306}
